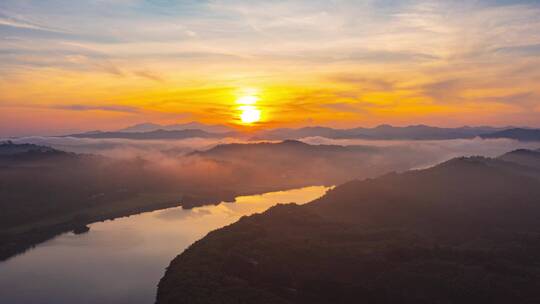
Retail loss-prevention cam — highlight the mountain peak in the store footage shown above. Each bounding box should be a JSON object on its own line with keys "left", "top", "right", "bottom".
{"left": 118, "top": 122, "right": 162, "bottom": 133}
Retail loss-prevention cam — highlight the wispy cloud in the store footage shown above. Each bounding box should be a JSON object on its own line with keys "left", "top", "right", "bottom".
{"left": 0, "top": 0, "right": 540, "bottom": 131}
{"left": 134, "top": 70, "right": 163, "bottom": 82}
{"left": 327, "top": 74, "right": 396, "bottom": 91}
{"left": 494, "top": 44, "right": 540, "bottom": 57}
{"left": 0, "top": 14, "right": 64, "bottom": 33}
{"left": 52, "top": 104, "right": 139, "bottom": 113}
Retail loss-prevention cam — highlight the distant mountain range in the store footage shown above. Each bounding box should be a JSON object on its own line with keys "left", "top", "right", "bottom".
{"left": 252, "top": 124, "right": 510, "bottom": 140}
{"left": 481, "top": 128, "right": 540, "bottom": 141}
{"left": 63, "top": 123, "right": 540, "bottom": 142}
{"left": 66, "top": 129, "right": 233, "bottom": 140}
{"left": 157, "top": 148, "right": 540, "bottom": 304}
{"left": 118, "top": 122, "right": 233, "bottom": 134}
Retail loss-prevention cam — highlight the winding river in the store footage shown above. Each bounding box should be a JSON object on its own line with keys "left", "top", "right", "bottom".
{"left": 0, "top": 186, "right": 330, "bottom": 304}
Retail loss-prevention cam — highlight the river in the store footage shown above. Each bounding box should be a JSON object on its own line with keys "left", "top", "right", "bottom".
{"left": 0, "top": 186, "right": 330, "bottom": 304}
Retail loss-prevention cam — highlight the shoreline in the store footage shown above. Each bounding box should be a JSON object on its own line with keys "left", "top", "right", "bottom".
{"left": 0, "top": 182, "right": 330, "bottom": 262}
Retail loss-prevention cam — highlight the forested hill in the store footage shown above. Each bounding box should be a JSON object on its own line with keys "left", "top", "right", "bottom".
{"left": 156, "top": 149, "right": 540, "bottom": 304}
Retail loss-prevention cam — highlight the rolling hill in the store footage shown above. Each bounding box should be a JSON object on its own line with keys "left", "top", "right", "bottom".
{"left": 190, "top": 140, "right": 415, "bottom": 187}
{"left": 156, "top": 149, "right": 540, "bottom": 304}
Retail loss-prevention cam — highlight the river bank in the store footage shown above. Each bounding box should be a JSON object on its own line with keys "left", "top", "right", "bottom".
{"left": 0, "top": 186, "right": 331, "bottom": 304}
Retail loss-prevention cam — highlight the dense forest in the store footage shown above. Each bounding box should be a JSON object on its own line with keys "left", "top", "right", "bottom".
{"left": 157, "top": 149, "right": 540, "bottom": 304}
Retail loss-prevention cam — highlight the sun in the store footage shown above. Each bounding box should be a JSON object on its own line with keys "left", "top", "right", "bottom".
{"left": 236, "top": 94, "right": 261, "bottom": 124}
{"left": 239, "top": 105, "right": 261, "bottom": 124}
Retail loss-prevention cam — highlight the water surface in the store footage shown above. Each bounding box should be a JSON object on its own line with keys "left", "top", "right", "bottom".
{"left": 0, "top": 186, "right": 330, "bottom": 304}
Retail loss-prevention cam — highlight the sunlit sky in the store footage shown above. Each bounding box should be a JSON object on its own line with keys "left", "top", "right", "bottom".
{"left": 1, "top": 0, "right": 540, "bottom": 136}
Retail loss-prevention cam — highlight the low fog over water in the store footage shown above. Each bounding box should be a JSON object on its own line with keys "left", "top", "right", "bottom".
{"left": 8, "top": 135, "right": 540, "bottom": 171}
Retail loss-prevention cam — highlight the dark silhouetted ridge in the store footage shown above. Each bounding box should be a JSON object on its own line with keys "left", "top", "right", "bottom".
{"left": 66, "top": 129, "right": 231, "bottom": 140}
{"left": 157, "top": 153, "right": 540, "bottom": 304}
{"left": 118, "top": 121, "right": 233, "bottom": 133}
{"left": 481, "top": 128, "right": 540, "bottom": 141}
{"left": 0, "top": 141, "right": 70, "bottom": 161}
{"left": 0, "top": 141, "right": 61, "bottom": 155}
{"left": 253, "top": 125, "right": 507, "bottom": 140}
{"left": 498, "top": 148, "right": 540, "bottom": 170}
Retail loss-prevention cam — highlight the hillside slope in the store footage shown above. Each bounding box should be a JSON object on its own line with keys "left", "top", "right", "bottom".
{"left": 157, "top": 151, "right": 540, "bottom": 304}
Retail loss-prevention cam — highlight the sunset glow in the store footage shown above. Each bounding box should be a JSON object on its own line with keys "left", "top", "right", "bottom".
{"left": 1, "top": 1, "right": 540, "bottom": 136}
{"left": 236, "top": 95, "right": 258, "bottom": 105}
{"left": 3, "top": 2, "right": 540, "bottom": 303}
